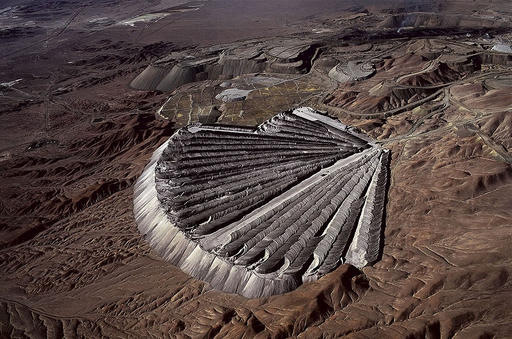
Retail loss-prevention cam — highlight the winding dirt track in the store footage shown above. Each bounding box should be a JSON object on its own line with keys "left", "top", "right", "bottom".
{"left": 1, "top": 1, "right": 512, "bottom": 338}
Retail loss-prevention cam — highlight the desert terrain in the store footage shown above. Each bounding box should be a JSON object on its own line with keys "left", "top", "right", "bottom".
{"left": 1, "top": 0, "right": 512, "bottom": 338}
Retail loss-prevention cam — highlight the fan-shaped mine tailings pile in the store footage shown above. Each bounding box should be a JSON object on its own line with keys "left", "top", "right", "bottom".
{"left": 328, "top": 61, "right": 376, "bottom": 83}
{"left": 129, "top": 41, "right": 318, "bottom": 91}
{"left": 134, "top": 107, "right": 390, "bottom": 298}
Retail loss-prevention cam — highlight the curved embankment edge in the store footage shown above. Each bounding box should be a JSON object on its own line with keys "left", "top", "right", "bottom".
{"left": 133, "top": 108, "right": 390, "bottom": 298}
{"left": 134, "top": 140, "right": 298, "bottom": 298}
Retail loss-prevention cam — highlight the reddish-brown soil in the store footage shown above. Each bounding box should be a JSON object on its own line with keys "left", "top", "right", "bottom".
{"left": 1, "top": 0, "right": 512, "bottom": 338}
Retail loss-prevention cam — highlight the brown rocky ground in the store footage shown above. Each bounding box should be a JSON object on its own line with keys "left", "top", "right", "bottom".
{"left": 1, "top": 0, "right": 512, "bottom": 338}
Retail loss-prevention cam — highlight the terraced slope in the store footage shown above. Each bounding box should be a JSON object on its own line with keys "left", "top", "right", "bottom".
{"left": 134, "top": 107, "right": 390, "bottom": 298}
{"left": 129, "top": 40, "right": 318, "bottom": 91}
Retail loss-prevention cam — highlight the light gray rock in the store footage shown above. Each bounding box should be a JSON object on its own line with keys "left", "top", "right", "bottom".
{"left": 328, "top": 61, "right": 375, "bottom": 83}
{"left": 491, "top": 43, "right": 512, "bottom": 53}
{"left": 215, "top": 88, "right": 252, "bottom": 102}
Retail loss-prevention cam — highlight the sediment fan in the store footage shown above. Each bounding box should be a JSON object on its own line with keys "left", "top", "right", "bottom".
{"left": 134, "top": 107, "right": 390, "bottom": 298}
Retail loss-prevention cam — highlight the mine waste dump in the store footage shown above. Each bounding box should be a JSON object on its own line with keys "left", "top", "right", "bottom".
{"left": 129, "top": 41, "right": 318, "bottom": 91}
{"left": 134, "top": 107, "right": 390, "bottom": 298}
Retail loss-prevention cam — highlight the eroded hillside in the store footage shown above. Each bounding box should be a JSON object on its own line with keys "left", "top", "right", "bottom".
{"left": 1, "top": 0, "right": 512, "bottom": 337}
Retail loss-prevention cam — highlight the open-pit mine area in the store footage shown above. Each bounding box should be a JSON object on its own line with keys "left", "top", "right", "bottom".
{"left": 1, "top": 0, "right": 512, "bottom": 338}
